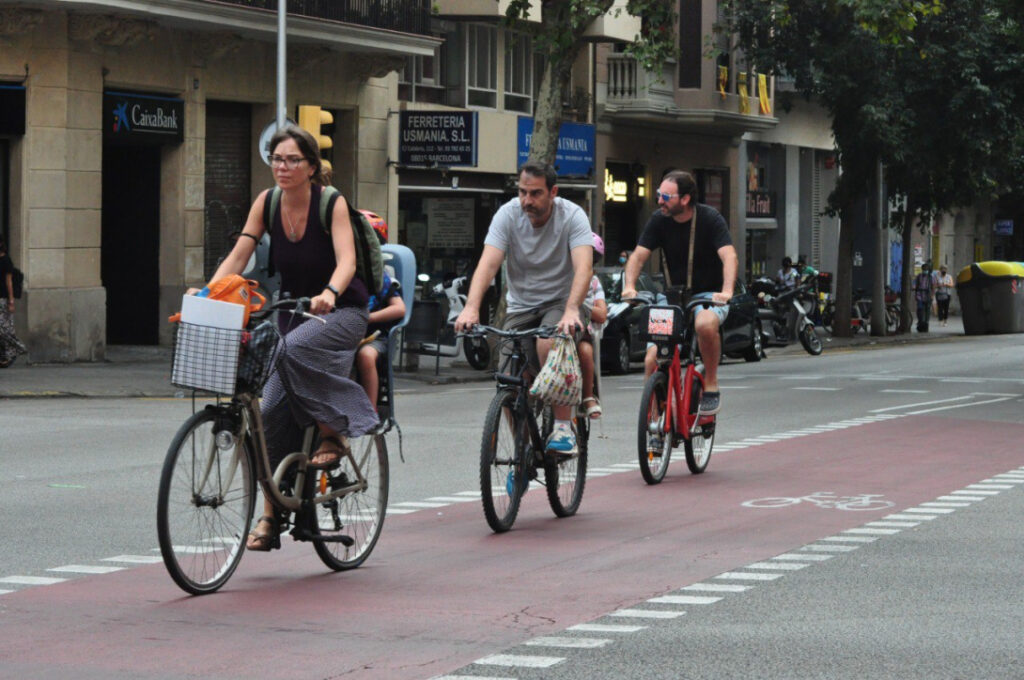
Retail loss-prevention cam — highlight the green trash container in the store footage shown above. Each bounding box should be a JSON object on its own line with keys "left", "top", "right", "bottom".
{"left": 955, "top": 261, "right": 1024, "bottom": 334}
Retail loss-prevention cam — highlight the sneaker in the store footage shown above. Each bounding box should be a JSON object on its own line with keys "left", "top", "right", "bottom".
{"left": 545, "top": 424, "right": 577, "bottom": 455}
{"left": 699, "top": 391, "right": 721, "bottom": 415}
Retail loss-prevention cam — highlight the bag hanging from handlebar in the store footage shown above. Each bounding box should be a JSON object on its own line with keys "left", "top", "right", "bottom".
{"left": 529, "top": 336, "right": 583, "bottom": 406}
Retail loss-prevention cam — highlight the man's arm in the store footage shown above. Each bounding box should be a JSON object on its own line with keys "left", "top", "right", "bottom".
{"left": 713, "top": 244, "right": 738, "bottom": 302}
{"left": 455, "top": 245, "right": 504, "bottom": 332}
{"left": 622, "top": 246, "right": 652, "bottom": 299}
{"left": 555, "top": 245, "right": 593, "bottom": 334}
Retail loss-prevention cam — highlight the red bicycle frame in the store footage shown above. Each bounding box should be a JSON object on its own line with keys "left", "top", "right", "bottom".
{"left": 660, "top": 345, "right": 711, "bottom": 441}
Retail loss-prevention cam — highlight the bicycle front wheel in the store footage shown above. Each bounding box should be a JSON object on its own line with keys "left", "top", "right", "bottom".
{"left": 545, "top": 414, "right": 588, "bottom": 517}
{"left": 638, "top": 371, "right": 671, "bottom": 485}
{"left": 157, "top": 408, "right": 255, "bottom": 595}
{"left": 684, "top": 366, "right": 713, "bottom": 474}
{"left": 312, "top": 432, "right": 389, "bottom": 570}
{"left": 480, "top": 389, "right": 527, "bottom": 532}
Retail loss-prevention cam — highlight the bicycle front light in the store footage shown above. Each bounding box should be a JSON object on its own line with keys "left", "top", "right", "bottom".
{"left": 215, "top": 430, "right": 236, "bottom": 451}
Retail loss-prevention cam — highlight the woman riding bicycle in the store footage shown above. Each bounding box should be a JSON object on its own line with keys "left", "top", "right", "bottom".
{"left": 197, "top": 125, "right": 378, "bottom": 551}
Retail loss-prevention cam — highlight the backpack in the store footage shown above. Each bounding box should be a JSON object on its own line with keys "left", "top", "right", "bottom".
{"left": 11, "top": 267, "right": 23, "bottom": 299}
{"left": 263, "top": 185, "right": 384, "bottom": 296}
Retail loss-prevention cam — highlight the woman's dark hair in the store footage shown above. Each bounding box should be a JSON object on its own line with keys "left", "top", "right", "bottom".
{"left": 268, "top": 125, "right": 331, "bottom": 186}
{"left": 519, "top": 160, "right": 558, "bottom": 189}
{"left": 663, "top": 170, "right": 698, "bottom": 204}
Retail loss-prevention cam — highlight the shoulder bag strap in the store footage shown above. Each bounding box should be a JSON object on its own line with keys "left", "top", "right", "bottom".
{"left": 686, "top": 204, "right": 697, "bottom": 291}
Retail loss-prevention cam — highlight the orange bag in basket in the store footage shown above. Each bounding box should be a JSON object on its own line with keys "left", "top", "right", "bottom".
{"left": 168, "top": 275, "right": 267, "bottom": 326}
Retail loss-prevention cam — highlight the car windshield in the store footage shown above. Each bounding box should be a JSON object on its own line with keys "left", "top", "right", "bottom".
{"left": 596, "top": 268, "right": 624, "bottom": 302}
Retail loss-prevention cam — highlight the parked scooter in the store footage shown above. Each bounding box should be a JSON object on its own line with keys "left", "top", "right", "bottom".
{"left": 417, "top": 274, "right": 492, "bottom": 370}
{"left": 751, "top": 277, "right": 824, "bottom": 356}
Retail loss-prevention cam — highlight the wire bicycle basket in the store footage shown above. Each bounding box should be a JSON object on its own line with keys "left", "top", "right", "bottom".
{"left": 171, "top": 320, "right": 282, "bottom": 396}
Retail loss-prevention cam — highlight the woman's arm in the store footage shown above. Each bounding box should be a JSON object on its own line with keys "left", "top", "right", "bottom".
{"left": 4, "top": 272, "right": 13, "bottom": 311}
{"left": 311, "top": 193, "right": 357, "bottom": 315}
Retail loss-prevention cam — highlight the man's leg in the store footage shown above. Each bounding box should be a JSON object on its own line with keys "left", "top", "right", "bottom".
{"left": 694, "top": 307, "right": 726, "bottom": 415}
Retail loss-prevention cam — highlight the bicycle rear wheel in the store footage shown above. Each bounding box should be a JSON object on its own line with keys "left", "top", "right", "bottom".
{"left": 683, "top": 366, "right": 713, "bottom": 474}
{"left": 480, "top": 389, "right": 527, "bottom": 532}
{"left": 545, "top": 414, "right": 588, "bottom": 517}
{"left": 312, "top": 432, "right": 389, "bottom": 570}
{"left": 637, "top": 371, "right": 671, "bottom": 485}
{"left": 157, "top": 408, "right": 254, "bottom": 595}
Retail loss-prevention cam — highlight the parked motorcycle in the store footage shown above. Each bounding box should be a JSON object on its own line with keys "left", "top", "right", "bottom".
{"left": 751, "top": 277, "right": 824, "bottom": 356}
{"left": 417, "top": 274, "right": 492, "bottom": 370}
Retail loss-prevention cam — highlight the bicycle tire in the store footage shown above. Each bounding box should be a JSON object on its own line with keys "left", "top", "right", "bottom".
{"left": 545, "top": 414, "right": 588, "bottom": 517}
{"left": 312, "top": 432, "right": 389, "bottom": 571}
{"left": 637, "top": 371, "right": 672, "bottom": 484}
{"left": 157, "top": 408, "right": 254, "bottom": 595}
{"left": 683, "top": 366, "right": 712, "bottom": 474}
{"left": 480, "top": 389, "right": 527, "bottom": 533}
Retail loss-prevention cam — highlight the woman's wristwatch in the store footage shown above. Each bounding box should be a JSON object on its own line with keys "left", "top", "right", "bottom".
{"left": 324, "top": 283, "right": 340, "bottom": 302}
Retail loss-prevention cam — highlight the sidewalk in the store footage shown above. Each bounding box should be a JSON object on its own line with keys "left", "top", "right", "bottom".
{"left": 0, "top": 315, "right": 967, "bottom": 399}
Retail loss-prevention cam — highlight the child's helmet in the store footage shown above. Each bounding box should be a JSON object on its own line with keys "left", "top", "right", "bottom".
{"left": 592, "top": 232, "right": 605, "bottom": 256}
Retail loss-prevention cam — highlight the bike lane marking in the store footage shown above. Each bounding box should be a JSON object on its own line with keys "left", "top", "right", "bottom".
{"left": 2, "top": 419, "right": 1022, "bottom": 680}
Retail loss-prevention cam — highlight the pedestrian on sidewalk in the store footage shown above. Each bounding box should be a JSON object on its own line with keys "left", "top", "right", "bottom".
{"left": 933, "top": 264, "right": 954, "bottom": 326}
{"left": 914, "top": 262, "right": 934, "bottom": 332}
{"left": 0, "top": 237, "right": 27, "bottom": 368}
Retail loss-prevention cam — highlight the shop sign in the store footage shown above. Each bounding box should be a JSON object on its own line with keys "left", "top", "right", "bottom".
{"left": 994, "top": 219, "right": 1013, "bottom": 236}
{"left": 746, "top": 190, "right": 775, "bottom": 218}
{"left": 104, "top": 91, "right": 184, "bottom": 145}
{"left": 399, "top": 111, "right": 478, "bottom": 167}
{"left": 426, "top": 198, "right": 475, "bottom": 248}
{"left": 517, "top": 118, "right": 595, "bottom": 177}
{"left": 0, "top": 84, "right": 25, "bottom": 135}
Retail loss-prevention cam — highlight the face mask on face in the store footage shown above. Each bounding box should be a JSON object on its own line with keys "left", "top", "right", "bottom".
{"left": 619, "top": 256, "right": 627, "bottom": 265}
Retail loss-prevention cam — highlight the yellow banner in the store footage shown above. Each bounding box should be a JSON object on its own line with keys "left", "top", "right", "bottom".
{"left": 758, "top": 73, "right": 772, "bottom": 114}
{"left": 738, "top": 72, "right": 749, "bottom": 114}
{"left": 718, "top": 65, "right": 728, "bottom": 99}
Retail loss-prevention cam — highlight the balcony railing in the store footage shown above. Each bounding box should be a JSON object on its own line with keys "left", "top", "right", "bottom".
{"left": 211, "top": 0, "right": 432, "bottom": 35}
{"left": 606, "top": 54, "right": 675, "bottom": 109}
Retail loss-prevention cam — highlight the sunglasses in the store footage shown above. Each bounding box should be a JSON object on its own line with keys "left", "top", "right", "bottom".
{"left": 658, "top": 192, "right": 679, "bottom": 202}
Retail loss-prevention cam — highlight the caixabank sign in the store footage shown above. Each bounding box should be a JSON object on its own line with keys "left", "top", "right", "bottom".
{"left": 103, "top": 91, "right": 184, "bottom": 146}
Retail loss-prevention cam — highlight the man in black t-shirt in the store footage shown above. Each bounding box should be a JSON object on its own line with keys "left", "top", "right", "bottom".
{"left": 622, "top": 170, "right": 738, "bottom": 415}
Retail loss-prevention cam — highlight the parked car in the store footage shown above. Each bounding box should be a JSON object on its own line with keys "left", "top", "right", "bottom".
{"left": 596, "top": 266, "right": 761, "bottom": 373}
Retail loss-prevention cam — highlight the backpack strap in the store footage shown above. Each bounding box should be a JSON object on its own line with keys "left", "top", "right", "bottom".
{"left": 263, "top": 187, "right": 282, "bottom": 277}
{"left": 319, "top": 185, "right": 339, "bottom": 233}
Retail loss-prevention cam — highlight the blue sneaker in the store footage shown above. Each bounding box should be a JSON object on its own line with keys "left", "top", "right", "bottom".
{"left": 506, "top": 470, "right": 517, "bottom": 497}
{"left": 545, "top": 424, "right": 577, "bottom": 455}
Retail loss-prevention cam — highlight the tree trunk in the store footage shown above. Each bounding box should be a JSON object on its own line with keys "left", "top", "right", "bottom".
{"left": 899, "top": 201, "right": 917, "bottom": 334}
{"left": 833, "top": 205, "right": 856, "bottom": 337}
{"left": 870, "top": 162, "right": 887, "bottom": 336}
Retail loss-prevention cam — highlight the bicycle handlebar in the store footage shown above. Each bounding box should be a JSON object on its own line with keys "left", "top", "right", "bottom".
{"left": 459, "top": 324, "right": 563, "bottom": 340}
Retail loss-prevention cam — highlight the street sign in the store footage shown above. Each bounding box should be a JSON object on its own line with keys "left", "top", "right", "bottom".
{"left": 258, "top": 118, "right": 296, "bottom": 165}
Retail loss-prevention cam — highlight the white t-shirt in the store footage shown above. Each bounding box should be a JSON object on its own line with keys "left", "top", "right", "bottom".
{"left": 484, "top": 196, "right": 594, "bottom": 313}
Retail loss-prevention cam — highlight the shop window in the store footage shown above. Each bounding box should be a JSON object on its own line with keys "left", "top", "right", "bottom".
{"left": 504, "top": 30, "right": 533, "bottom": 113}
{"left": 466, "top": 24, "right": 497, "bottom": 108}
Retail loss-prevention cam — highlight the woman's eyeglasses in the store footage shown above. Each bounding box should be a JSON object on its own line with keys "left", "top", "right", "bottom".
{"left": 269, "top": 155, "right": 308, "bottom": 169}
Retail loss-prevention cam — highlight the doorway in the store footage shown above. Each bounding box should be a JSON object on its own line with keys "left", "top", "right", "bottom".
{"left": 102, "top": 145, "right": 161, "bottom": 344}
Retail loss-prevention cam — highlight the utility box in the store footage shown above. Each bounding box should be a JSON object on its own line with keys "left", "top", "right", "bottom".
{"left": 956, "top": 261, "right": 1024, "bottom": 334}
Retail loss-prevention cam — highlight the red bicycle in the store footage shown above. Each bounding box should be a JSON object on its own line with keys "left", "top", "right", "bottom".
{"left": 636, "top": 296, "right": 722, "bottom": 484}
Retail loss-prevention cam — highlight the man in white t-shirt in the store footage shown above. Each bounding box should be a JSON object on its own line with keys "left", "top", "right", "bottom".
{"left": 456, "top": 161, "right": 594, "bottom": 454}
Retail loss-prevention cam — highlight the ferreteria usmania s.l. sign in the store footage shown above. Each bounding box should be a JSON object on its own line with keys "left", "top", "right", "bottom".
{"left": 398, "top": 111, "right": 478, "bottom": 167}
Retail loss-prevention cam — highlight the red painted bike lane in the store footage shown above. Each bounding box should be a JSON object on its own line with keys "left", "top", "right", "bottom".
{"left": 1, "top": 416, "right": 1021, "bottom": 680}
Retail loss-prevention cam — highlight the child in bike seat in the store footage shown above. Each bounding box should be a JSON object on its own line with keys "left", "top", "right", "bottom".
{"left": 356, "top": 266, "right": 405, "bottom": 411}
{"left": 579, "top": 232, "right": 608, "bottom": 419}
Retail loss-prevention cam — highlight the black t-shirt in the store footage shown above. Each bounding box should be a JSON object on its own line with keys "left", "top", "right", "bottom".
{"left": 0, "top": 253, "right": 13, "bottom": 300}
{"left": 636, "top": 204, "right": 732, "bottom": 294}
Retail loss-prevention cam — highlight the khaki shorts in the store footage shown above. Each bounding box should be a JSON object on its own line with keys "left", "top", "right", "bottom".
{"left": 503, "top": 302, "right": 591, "bottom": 373}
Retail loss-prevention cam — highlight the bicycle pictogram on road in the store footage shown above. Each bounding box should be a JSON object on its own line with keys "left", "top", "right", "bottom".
{"left": 741, "top": 491, "right": 894, "bottom": 511}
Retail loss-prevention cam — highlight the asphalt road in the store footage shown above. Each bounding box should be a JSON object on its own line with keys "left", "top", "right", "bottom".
{"left": 0, "top": 333, "right": 1021, "bottom": 679}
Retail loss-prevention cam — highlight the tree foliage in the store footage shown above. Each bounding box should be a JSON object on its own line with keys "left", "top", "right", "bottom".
{"left": 504, "top": 0, "right": 677, "bottom": 163}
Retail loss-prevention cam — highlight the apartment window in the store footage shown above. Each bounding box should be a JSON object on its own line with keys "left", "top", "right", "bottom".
{"left": 466, "top": 24, "right": 497, "bottom": 108}
{"left": 678, "top": 0, "right": 702, "bottom": 89}
{"left": 504, "top": 31, "right": 533, "bottom": 113}
{"left": 398, "top": 42, "right": 447, "bottom": 104}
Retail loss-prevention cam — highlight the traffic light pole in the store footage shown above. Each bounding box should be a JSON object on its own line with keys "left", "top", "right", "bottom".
{"left": 276, "top": 0, "right": 286, "bottom": 128}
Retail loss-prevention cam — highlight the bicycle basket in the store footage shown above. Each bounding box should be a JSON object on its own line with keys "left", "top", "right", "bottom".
{"left": 171, "top": 322, "right": 244, "bottom": 395}
{"left": 638, "top": 305, "right": 687, "bottom": 344}
{"left": 236, "top": 320, "right": 281, "bottom": 394}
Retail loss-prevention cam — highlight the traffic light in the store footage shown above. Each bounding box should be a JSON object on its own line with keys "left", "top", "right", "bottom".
{"left": 297, "top": 105, "right": 333, "bottom": 173}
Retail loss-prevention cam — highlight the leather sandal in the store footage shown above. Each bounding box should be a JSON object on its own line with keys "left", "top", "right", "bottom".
{"left": 246, "top": 516, "right": 280, "bottom": 552}
{"left": 310, "top": 435, "right": 347, "bottom": 469}
{"left": 581, "top": 397, "right": 602, "bottom": 419}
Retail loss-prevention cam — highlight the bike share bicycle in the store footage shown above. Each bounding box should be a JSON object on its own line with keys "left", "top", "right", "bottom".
{"left": 636, "top": 292, "right": 723, "bottom": 484}
{"left": 157, "top": 297, "right": 388, "bottom": 595}
{"left": 467, "top": 325, "right": 588, "bottom": 533}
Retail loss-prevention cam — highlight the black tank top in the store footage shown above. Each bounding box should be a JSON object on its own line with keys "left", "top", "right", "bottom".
{"left": 270, "top": 184, "right": 369, "bottom": 308}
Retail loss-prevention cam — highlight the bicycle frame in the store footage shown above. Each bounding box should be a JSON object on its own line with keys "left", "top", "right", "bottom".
{"left": 493, "top": 335, "right": 546, "bottom": 457}
{"left": 653, "top": 318, "right": 711, "bottom": 442}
